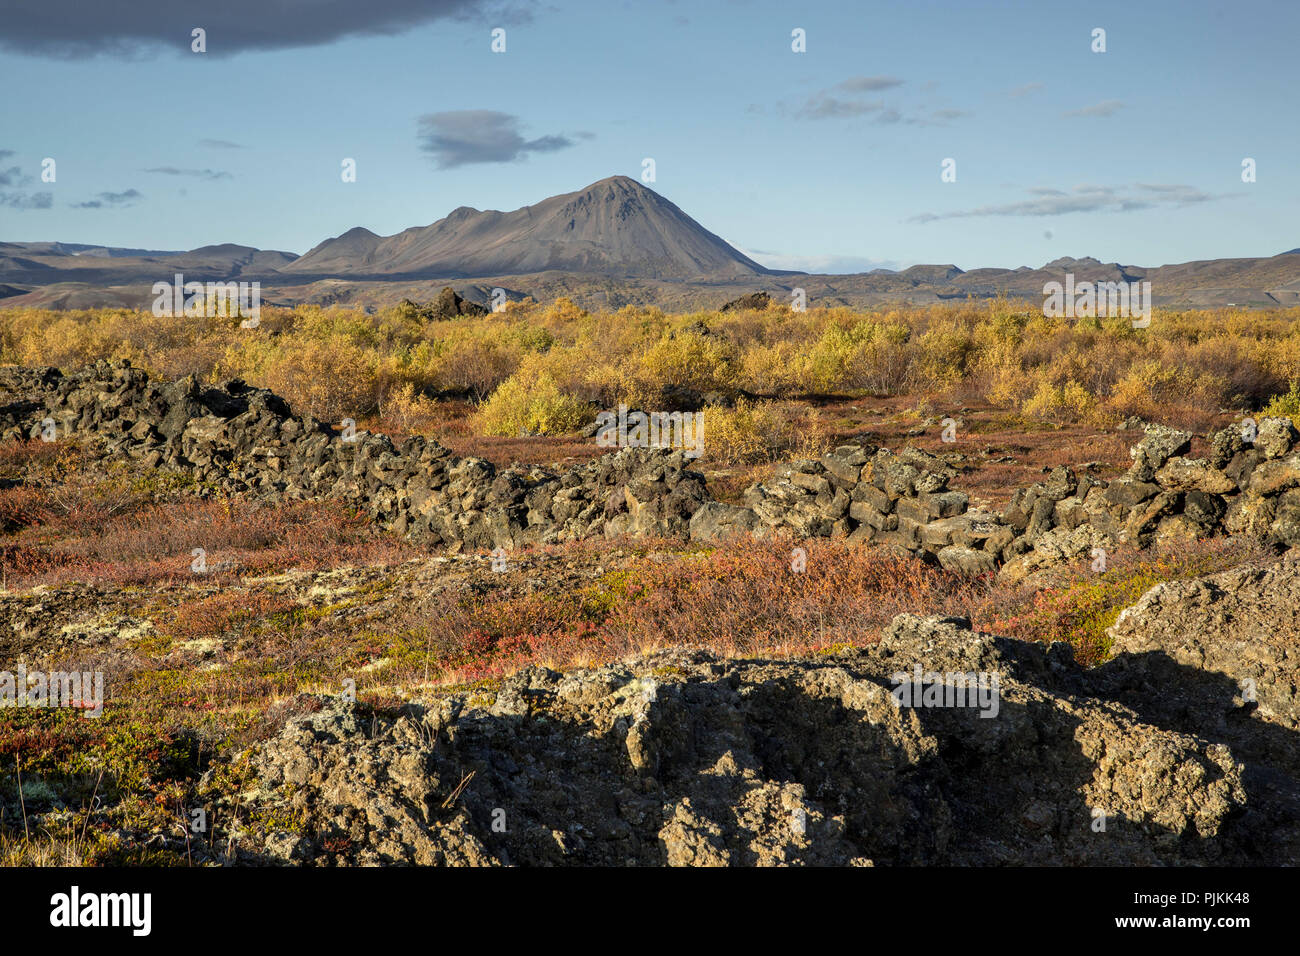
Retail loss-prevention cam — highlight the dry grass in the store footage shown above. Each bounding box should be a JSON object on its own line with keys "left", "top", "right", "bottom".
{"left": 0, "top": 459, "right": 419, "bottom": 589}
{"left": 5, "top": 299, "right": 1298, "bottom": 468}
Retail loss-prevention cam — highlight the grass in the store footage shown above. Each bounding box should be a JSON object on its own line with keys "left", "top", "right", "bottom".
{"left": 0, "top": 465, "right": 419, "bottom": 590}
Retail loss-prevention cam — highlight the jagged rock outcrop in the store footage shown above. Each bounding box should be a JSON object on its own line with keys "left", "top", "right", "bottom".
{"left": 719, "top": 291, "right": 771, "bottom": 312}
{"left": 392, "top": 288, "right": 492, "bottom": 322}
{"left": 425, "top": 286, "right": 489, "bottom": 320}
{"left": 396, "top": 288, "right": 489, "bottom": 322}
{"left": 235, "top": 599, "right": 1298, "bottom": 866}
{"left": 1098, "top": 555, "right": 1300, "bottom": 862}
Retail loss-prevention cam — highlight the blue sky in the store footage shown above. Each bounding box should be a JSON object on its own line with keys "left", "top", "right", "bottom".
{"left": 0, "top": 0, "right": 1296, "bottom": 272}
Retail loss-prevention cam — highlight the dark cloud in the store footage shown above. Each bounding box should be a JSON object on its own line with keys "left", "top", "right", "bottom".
{"left": 908, "top": 184, "right": 1222, "bottom": 224}
{"left": 0, "top": 0, "right": 534, "bottom": 58}
{"left": 797, "top": 96, "right": 885, "bottom": 120}
{"left": 1009, "top": 82, "right": 1044, "bottom": 97}
{"left": 72, "top": 188, "right": 144, "bottom": 209}
{"left": 795, "top": 77, "right": 967, "bottom": 125}
{"left": 1063, "top": 99, "right": 1125, "bottom": 117}
{"left": 0, "top": 191, "right": 52, "bottom": 209}
{"left": 418, "top": 110, "right": 575, "bottom": 168}
{"left": 0, "top": 156, "right": 48, "bottom": 207}
{"left": 198, "top": 138, "right": 244, "bottom": 149}
{"left": 837, "top": 75, "right": 904, "bottom": 93}
{"left": 144, "top": 166, "right": 232, "bottom": 180}
{"left": 797, "top": 76, "right": 898, "bottom": 120}
{"left": 0, "top": 164, "right": 27, "bottom": 187}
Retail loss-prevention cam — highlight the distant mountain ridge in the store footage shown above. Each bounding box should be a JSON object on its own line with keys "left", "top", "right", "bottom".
{"left": 0, "top": 240, "right": 297, "bottom": 278}
{"left": 2, "top": 176, "right": 1299, "bottom": 310}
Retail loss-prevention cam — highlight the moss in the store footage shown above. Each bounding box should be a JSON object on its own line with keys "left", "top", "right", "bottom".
{"left": 578, "top": 569, "right": 639, "bottom": 619}
{"left": 650, "top": 664, "right": 688, "bottom": 679}
{"left": 91, "top": 838, "right": 193, "bottom": 867}
{"left": 0, "top": 708, "right": 201, "bottom": 807}
{"left": 251, "top": 802, "right": 308, "bottom": 835}
{"left": 198, "top": 747, "right": 259, "bottom": 802}
{"left": 128, "top": 629, "right": 174, "bottom": 655}
{"left": 814, "top": 641, "right": 857, "bottom": 656}
{"left": 435, "top": 676, "right": 503, "bottom": 698}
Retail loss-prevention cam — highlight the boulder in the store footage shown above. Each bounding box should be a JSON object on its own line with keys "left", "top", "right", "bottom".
{"left": 1128, "top": 425, "right": 1192, "bottom": 480}
{"left": 1255, "top": 416, "right": 1299, "bottom": 459}
{"left": 1247, "top": 455, "right": 1300, "bottom": 497}
{"left": 1155, "top": 457, "right": 1236, "bottom": 494}
{"left": 688, "top": 501, "right": 759, "bottom": 542}
{"left": 936, "top": 546, "right": 996, "bottom": 575}
{"left": 1104, "top": 476, "right": 1161, "bottom": 510}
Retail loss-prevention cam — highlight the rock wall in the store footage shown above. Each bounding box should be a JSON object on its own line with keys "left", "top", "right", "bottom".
{"left": 697, "top": 419, "right": 1300, "bottom": 580}
{"left": 3, "top": 360, "right": 1298, "bottom": 573}
{"left": 0, "top": 361, "right": 708, "bottom": 551}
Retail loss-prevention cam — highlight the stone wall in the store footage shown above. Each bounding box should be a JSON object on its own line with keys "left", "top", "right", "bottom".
{"left": 3, "top": 360, "right": 1298, "bottom": 575}
{"left": 0, "top": 361, "right": 708, "bottom": 551}
{"left": 695, "top": 417, "right": 1300, "bottom": 580}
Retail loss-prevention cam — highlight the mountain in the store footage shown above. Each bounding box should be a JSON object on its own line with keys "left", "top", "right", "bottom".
{"left": 285, "top": 176, "right": 770, "bottom": 280}
{"left": 158, "top": 243, "right": 298, "bottom": 273}
{"left": 0, "top": 242, "right": 299, "bottom": 290}
{"left": 1, "top": 177, "right": 1298, "bottom": 310}
{"left": 3, "top": 241, "right": 187, "bottom": 258}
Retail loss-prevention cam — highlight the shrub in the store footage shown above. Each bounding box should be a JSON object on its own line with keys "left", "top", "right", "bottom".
{"left": 701, "top": 399, "right": 829, "bottom": 465}
{"left": 7, "top": 301, "right": 1300, "bottom": 430}
{"left": 1262, "top": 381, "right": 1300, "bottom": 428}
{"left": 427, "top": 334, "right": 522, "bottom": 400}
{"left": 640, "top": 330, "right": 738, "bottom": 393}
{"left": 739, "top": 341, "right": 804, "bottom": 396}
{"left": 1022, "top": 379, "right": 1099, "bottom": 426}
{"left": 476, "top": 362, "right": 595, "bottom": 436}
{"left": 238, "top": 336, "right": 380, "bottom": 422}
{"left": 379, "top": 381, "right": 443, "bottom": 433}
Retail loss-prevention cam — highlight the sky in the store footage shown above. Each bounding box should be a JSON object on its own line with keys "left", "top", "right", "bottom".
{"left": 0, "top": 0, "right": 1296, "bottom": 272}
